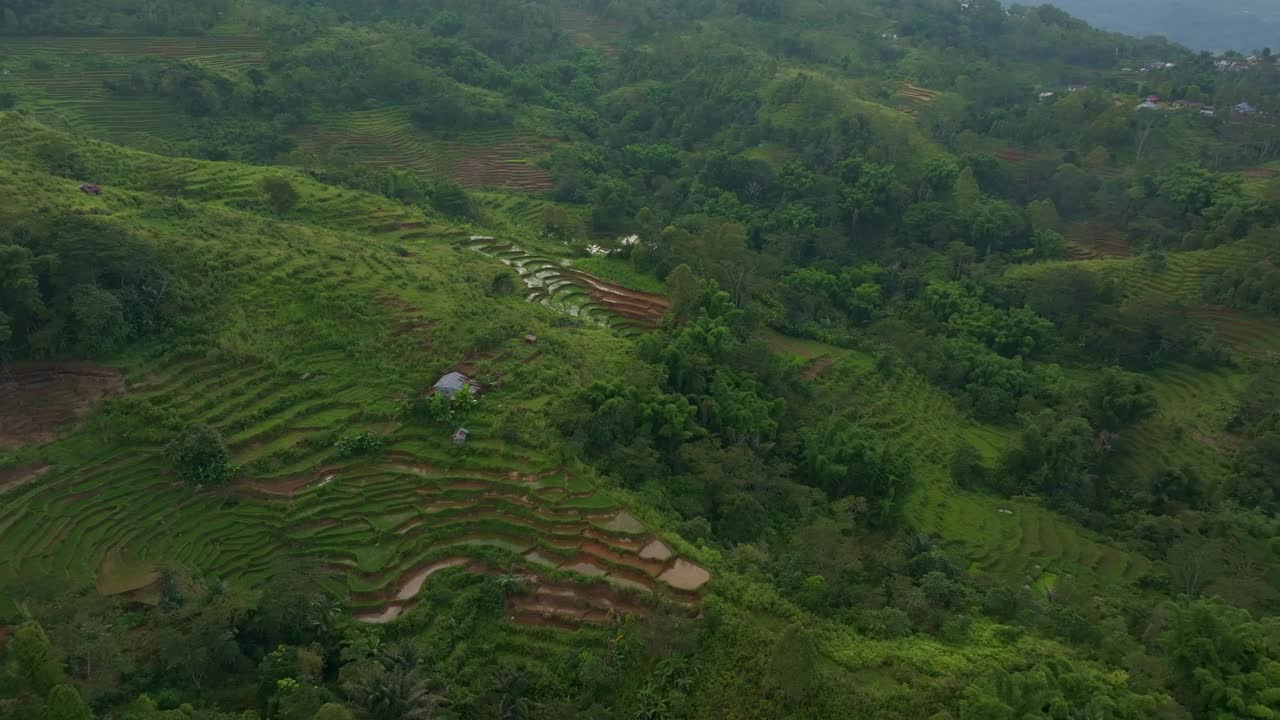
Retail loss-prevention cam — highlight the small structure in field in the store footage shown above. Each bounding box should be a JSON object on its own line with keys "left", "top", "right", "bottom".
{"left": 1067, "top": 83, "right": 1088, "bottom": 92}
{"left": 433, "top": 371, "right": 480, "bottom": 399}
{"left": 523, "top": 334, "right": 538, "bottom": 345}
{"left": 1234, "top": 101, "right": 1259, "bottom": 116}
{"left": 452, "top": 428, "right": 469, "bottom": 446}
{"left": 78, "top": 184, "right": 102, "bottom": 195}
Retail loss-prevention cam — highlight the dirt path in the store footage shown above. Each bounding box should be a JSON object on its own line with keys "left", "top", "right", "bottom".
{"left": 0, "top": 463, "right": 52, "bottom": 495}
{"left": 801, "top": 356, "right": 834, "bottom": 380}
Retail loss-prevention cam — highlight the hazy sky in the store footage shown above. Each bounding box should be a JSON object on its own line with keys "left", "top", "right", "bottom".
{"left": 1044, "top": 0, "right": 1277, "bottom": 53}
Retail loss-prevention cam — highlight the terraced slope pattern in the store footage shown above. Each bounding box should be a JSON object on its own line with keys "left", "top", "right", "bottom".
{"left": 1063, "top": 222, "right": 1134, "bottom": 261}
{"left": 559, "top": 7, "right": 625, "bottom": 58}
{"left": 292, "top": 110, "right": 555, "bottom": 193}
{"left": 464, "top": 237, "right": 671, "bottom": 334}
{"left": 896, "top": 83, "right": 940, "bottom": 116}
{"left": 0, "top": 346, "right": 708, "bottom": 631}
{"left": 4, "top": 35, "right": 267, "bottom": 145}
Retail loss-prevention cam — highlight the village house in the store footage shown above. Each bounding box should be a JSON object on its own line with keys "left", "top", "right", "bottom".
{"left": 1038, "top": 91, "right": 1056, "bottom": 101}
{"left": 432, "top": 371, "right": 481, "bottom": 398}
{"left": 1234, "top": 101, "right": 1259, "bottom": 116}
{"left": 1136, "top": 100, "right": 1160, "bottom": 111}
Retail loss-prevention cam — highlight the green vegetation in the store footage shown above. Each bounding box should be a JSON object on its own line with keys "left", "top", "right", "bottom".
{"left": 2, "top": 1, "right": 1280, "bottom": 719}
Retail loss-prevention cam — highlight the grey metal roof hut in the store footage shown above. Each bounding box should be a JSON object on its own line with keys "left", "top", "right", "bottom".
{"left": 433, "top": 371, "right": 476, "bottom": 398}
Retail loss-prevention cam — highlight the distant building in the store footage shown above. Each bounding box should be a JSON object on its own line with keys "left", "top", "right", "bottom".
{"left": 1234, "top": 101, "right": 1259, "bottom": 115}
{"left": 1136, "top": 100, "right": 1160, "bottom": 110}
{"left": 523, "top": 334, "right": 538, "bottom": 345}
{"left": 78, "top": 184, "right": 102, "bottom": 195}
{"left": 1200, "top": 106, "right": 1217, "bottom": 117}
{"left": 452, "top": 428, "right": 469, "bottom": 446}
{"left": 433, "top": 371, "right": 480, "bottom": 399}
{"left": 1038, "top": 91, "right": 1056, "bottom": 101}
{"left": 1067, "top": 83, "right": 1088, "bottom": 92}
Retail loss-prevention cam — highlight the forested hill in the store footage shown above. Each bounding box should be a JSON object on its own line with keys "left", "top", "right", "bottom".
{"left": 2, "top": 1, "right": 1280, "bottom": 720}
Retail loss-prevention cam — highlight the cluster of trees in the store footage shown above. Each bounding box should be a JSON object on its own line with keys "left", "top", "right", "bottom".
{"left": 0, "top": 213, "right": 195, "bottom": 360}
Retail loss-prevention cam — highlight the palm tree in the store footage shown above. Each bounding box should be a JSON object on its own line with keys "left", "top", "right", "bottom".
{"left": 343, "top": 664, "right": 444, "bottom": 720}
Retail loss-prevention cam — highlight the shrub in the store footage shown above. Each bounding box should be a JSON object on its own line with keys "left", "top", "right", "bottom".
{"left": 166, "top": 424, "right": 234, "bottom": 485}
{"left": 334, "top": 432, "right": 383, "bottom": 457}
{"left": 857, "top": 607, "right": 913, "bottom": 639}
{"left": 261, "top": 176, "right": 299, "bottom": 214}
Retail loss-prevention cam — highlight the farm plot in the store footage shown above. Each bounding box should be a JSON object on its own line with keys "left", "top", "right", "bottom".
{"left": 464, "top": 238, "right": 670, "bottom": 334}
{"left": 0, "top": 350, "right": 709, "bottom": 630}
{"left": 1063, "top": 222, "right": 1134, "bottom": 261}
{"left": 4, "top": 35, "right": 267, "bottom": 144}
{"left": 895, "top": 83, "right": 940, "bottom": 115}
{"left": 1188, "top": 305, "right": 1280, "bottom": 356}
{"left": 0, "top": 364, "right": 123, "bottom": 450}
{"left": 291, "top": 110, "right": 555, "bottom": 193}
{"left": 1120, "top": 363, "right": 1246, "bottom": 486}
{"left": 913, "top": 487, "right": 1150, "bottom": 593}
{"left": 559, "top": 6, "right": 626, "bottom": 58}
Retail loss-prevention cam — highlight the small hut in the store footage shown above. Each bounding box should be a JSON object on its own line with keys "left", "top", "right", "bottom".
{"left": 452, "top": 428, "right": 469, "bottom": 446}
{"left": 433, "top": 371, "right": 480, "bottom": 398}
{"left": 523, "top": 334, "right": 538, "bottom": 345}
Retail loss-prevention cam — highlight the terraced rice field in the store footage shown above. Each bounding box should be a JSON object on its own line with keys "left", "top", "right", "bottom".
{"left": 1121, "top": 363, "right": 1246, "bottom": 485}
{"left": 292, "top": 110, "right": 555, "bottom": 192}
{"left": 0, "top": 352, "right": 708, "bottom": 630}
{"left": 1240, "top": 166, "right": 1279, "bottom": 181}
{"left": 1063, "top": 222, "right": 1134, "bottom": 261}
{"left": 1188, "top": 305, "right": 1280, "bottom": 356}
{"left": 4, "top": 35, "right": 267, "bottom": 144}
{"left": 897, "top": 84, "right": 940, "bottom": 103}
{"left": 1, "top": 36, "right": 268, "bottom": 59}
{"left": 994, "top": 147, "right": 1036, "bottom": 163}
{"left": 915, "top": 488, "right": 1150, "bottom": 591}
{"left": 559, "top": 6, "right": 625, "bottom": 58}
{"left": 895, "top": 83, "right": 939, "bottom": 116}
{"left": 463, "top": 238, "right": 670, "bottom": 334}
{"left": 814, "top": 358, "right": 1017, "bottom": 475}
{"left": 1117, "top": 238, "right": 1267, "bottom": 300}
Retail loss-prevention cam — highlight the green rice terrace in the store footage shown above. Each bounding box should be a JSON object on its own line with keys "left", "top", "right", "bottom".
{"left": 5, "top": 0, "right": 1280, "bottom": 715}
{"left": 289, "top": 111, "right": 557, "bottom": 193}
{"left": 0, "top": 33, "right": 267, "bottom": 147}
{"left": 463, "top": 237, "right": 670, "bottom": 335}
{"left": 0, "top": 115, "right": 708, "bottom": 636}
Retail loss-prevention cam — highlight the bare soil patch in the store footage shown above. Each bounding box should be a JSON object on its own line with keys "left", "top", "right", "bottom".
{"left": 0, "top": 463, "right": 53, "bottom": 495}
{"left": 96, "top": 546, "right": 160, "bottom": 596}
{"left": 801, "top": 355, "right": 834, "bottom": 380}
{"left": 0, "top": 364, "right": 124, "bottom": 449}
{"left": 639, "top": 539, "right": 673, "bottom": 561}
{"left": 658, "top": 559, "right": 711, "bottom": 591}
{"left": 598, "top": 510, "right": 646, "bottom": 534}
